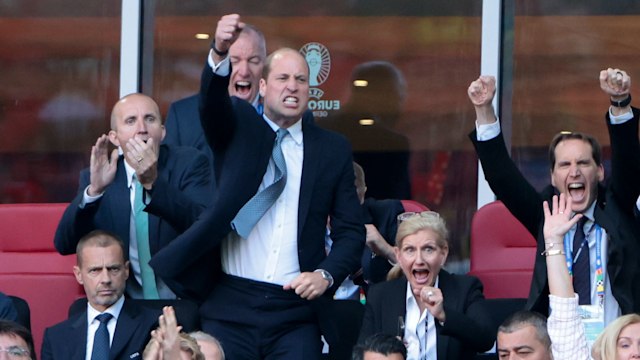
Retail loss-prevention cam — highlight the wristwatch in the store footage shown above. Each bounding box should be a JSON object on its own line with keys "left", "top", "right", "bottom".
{"left": 314, "top": 269, "right": 334, "bottom": 288}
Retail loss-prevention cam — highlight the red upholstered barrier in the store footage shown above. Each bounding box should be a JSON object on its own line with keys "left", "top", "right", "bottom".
{"left": 0, "top": 203, "right": 84, "bottom": 356}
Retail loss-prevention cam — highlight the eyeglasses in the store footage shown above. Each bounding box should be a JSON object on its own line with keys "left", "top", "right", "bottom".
{"left": 397, "top": 210, "right": 440, "bottom": 224}
{"left": 0, "top": 346, "right": 31, "bottom": 359}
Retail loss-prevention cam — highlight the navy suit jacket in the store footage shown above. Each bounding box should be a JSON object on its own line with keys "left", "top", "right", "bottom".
{"left": 41, "top": 299, "right": 159, "bottom": 360}
{"left": 358, "top": 271, "right": 494, "bottom": 360}
{"left": 150, "top": 61, "right": 365, "bottom": 303}
{"left": 361, "top": 198, "right": 405, "bottom": 284}
{"left": 163, "top": 94, "right": 216, "bottom": 189}
{"left": 470, "top": 108, "right": 640, "bottom": 315}
{"left": 54, "top": 144, "right": 211, "bottom": 292}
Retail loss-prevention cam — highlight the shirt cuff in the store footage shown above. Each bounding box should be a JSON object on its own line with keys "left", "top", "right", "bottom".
{"left": 608, "top": 107, "right": 633, "bottom": 124}
{"left": 475, "top": 118, "right": 501, "bottom": 141}
{"left": 81, "top": 185, "right": 103, "bottom": 209}
{"left": 207, "top": 49, "right": 230, "bottom": 76}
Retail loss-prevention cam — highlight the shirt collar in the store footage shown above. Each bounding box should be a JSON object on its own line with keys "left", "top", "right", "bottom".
{"left": 573, "top": 200, "right": 596, "bottom": 223}
{"left": 262, "top": 115, "right": 303, "bottom": 146}
{"left": 252, "top": 95, "right": 261, "bottom": 110}
{"left": 86, "top": 295, "right": 125, "bottom": 323}
{"left": 123, "top": 159, "right": 136, "bottom": 188}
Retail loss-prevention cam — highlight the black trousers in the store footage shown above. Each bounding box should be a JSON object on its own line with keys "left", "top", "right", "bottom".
{"left": 200, "top": 274, "right": 322, "bottom": 360}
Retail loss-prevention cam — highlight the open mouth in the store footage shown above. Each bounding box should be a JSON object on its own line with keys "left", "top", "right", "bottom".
{"left": 234, "top": 81, "right": 251, "bottom": 97}
{"left": 413, "top": 269, "right": 430, "bottom": 285}
{"left": 568, "top": 182, "right": 586, "bottom": 203}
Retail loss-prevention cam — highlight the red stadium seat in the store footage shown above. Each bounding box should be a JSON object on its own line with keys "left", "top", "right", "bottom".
{"left": 468, "top": 201, "right": 536, "bottom": 299}
{"left": 400, "top": 199, "right": 430, "bottom": 212}
{"left": 0, "top": 203, "right": 83, "bottom": 356}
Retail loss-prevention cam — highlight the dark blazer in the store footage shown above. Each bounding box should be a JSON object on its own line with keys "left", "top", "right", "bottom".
{"left": 361, "top": 198, "right": 404, "bottom": 284}
{"left": 150, "top": 61, "right": 365, "bottom": 303}
{"left": 469, "top": 108, "right": 640, "bottom": 315}
{"left": 41, "top": 299, "right": 159, "bottom": 360}
{"left": 163, "top": 94, "right": 216, "bottom": 189}
{"left": 54, "top": 144, "right": 211, "bottom": 270}
{"left": 359, "top": 271, "right": 494, "bottom": 360}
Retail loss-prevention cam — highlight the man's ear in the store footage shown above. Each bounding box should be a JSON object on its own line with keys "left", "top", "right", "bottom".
{"left": 124, "top": 261, "right": 130, "bottom": 280}
{"left": 73, "top": 265, "right": 83, "bottom": 285}
{"left": 108, "top": 130, "right": 120, "bottom": 147}
{"left": 597, "top": 163, "right": 604, "bottom": 182}
{"left": 259, "top": 78, "right": 266, "bottom": 98}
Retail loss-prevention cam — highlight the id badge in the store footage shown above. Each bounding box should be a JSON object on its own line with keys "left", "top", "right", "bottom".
{"left": 578, "top": 305, "right": 605, "bottom": 348}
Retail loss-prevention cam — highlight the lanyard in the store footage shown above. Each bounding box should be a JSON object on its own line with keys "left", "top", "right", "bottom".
{"left": 563, "top": 222, "right": 605, "bottom": 307}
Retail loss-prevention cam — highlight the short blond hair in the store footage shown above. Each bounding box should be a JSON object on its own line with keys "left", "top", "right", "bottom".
{"left": 592, "top": 313, "right": 640, "bottom": 360}
{"left": 387, "top": 212, "right": 449, "bottom": 280}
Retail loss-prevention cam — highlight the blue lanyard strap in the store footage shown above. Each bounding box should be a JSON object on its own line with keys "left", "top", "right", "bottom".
{"left": 563, "top": 223, "right": 605, "bottom": 307}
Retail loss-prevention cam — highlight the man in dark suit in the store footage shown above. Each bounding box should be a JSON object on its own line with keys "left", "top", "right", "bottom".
{"left": 54, "top": 93, "right": 211, "bottom": 299}
{"left": 150, "top": 14, "right": 364, "bottom": 359}
{"left": 468, "top": 68, "right": 640, "bottom": 323}
{"left": 42, "top": 230, "right": 158, "bottom": 360}
{"left": 163, "top": 23, "right": 267, "bottom": 188}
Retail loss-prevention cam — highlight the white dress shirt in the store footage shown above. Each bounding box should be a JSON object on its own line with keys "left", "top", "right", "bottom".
{"left": 220, "top": 118, "right": 304, "bottom": 285}
{"left": 84, "top": 296, "right": 124, "bottom": 360}
{"left": 404, "top": 278, "right": 439, "bottom": 360}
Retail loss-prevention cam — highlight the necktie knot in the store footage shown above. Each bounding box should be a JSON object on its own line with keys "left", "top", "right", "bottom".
{"left": 276, "top": 128, "right": 289, "bottom": 143}
{"left": 576, "top": 215, "right": 589, "bottom": 232}
{"left": 95, "top": 313, "right": 113, "bottom": 324}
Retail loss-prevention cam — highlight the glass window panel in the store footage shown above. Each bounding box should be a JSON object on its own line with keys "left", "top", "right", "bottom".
{"left": 0, "top": 1, "right": 121, "bottom": 203}
{"left": 511, "top": 1, "right": 640, "bottom": 189}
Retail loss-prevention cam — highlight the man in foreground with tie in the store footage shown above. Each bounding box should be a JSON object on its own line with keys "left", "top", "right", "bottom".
{"left": 54, "top": 93, "right": 211, "bottom": 299}
{"left": 42, "top": 230, "right": 158, "bottom": 360}
{"left": 468, "top": 68, "right": 640, "bottom": 324}
{"left": 151, "top": 14, "right": 364, "bottom": 359}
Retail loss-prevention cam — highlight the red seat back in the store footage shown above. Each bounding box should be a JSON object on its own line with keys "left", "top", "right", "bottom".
{"left": 468, "top": 201, "right": 536, "bottom": 299}
{"left": 0, "top": 203, "right": 83, "bottom": 356}
{"left": 400, "top": 199, "right": 430, "bottom": 213}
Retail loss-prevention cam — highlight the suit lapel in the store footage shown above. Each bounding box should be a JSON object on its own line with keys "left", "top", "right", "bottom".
{"left": 297, "top": 121, "right": 321, "bottom": 240}
{"left": 436, "top": 272, "right": 452, "bottom": 360}
{"left": 148, "top": 147, "right": 169, "bottom": 252}
{"left": 70, "top": 312, "right": 88, "bottom": 360}
{"left": 383, "top": 278, "right": 409, "bottom": 335}
{"left": 111, "top": 158, "right": 132, "bottom": 255}
{"left": 110, "top": 300, "right": 141, "bottom": 359}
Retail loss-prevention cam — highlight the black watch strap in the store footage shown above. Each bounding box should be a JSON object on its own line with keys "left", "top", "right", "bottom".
{"left": 210, "top": 40, "right": 229, "bottom": 57}
{"left": 611, "top": 94, "right": 631, "bottom": 108}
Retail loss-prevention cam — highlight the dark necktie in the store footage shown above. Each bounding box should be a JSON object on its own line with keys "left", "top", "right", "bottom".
{"left": 572, "top": 216, "right": 591, "bottom": 305}
{"left": 91, "top": 313, "right": 113, "bottom": 360}
{"left": 232, "top": 128, "right": 289, "bottom": 238}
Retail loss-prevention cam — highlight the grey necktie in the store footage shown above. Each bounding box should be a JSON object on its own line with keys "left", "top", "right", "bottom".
{"left": 231, "top": 128, "right": 289, "bottom": 238}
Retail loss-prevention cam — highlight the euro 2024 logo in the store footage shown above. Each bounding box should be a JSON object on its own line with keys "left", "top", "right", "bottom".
{"left": 300, "top": 42, "right": 340, "bottom": 118}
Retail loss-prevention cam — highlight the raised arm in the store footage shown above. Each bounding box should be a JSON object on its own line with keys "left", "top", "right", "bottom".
{"left": 600, "top": 68, "right": 640, "bottom": 214}
{"left": 199, "top": 14, "right": 245, "bottom": 151}
{"left": 467, "top": 75, "right": 543, "bottom": 238}
{"left": 543, "top": 194, "right": 590, "bottom": 360}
